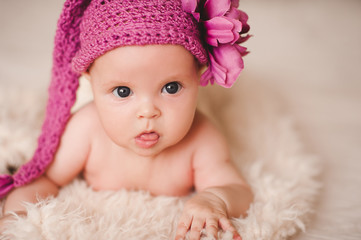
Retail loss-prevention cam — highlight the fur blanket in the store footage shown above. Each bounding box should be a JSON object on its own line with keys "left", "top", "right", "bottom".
{"left": 0, "top": 78, "right": 321, "bottom": 240}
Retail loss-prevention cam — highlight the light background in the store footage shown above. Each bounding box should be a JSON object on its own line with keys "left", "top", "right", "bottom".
{"left": 0, "top": 0, "right": 360, "bottom": 239}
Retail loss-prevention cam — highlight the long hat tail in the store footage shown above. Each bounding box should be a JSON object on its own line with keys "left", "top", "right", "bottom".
{"left": 0, "top": 0, "right": 91, "bottom": 198}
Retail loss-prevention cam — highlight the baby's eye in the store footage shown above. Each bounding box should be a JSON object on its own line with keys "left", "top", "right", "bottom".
{"left": 112, "top": 86, "right": 132, "bottom": 98}
{"left": 162, "top": 82, "right": 182, "bottom": 94}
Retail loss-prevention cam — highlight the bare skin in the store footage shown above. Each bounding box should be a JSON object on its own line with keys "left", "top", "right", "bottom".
{"left": 2, "top": 45, "right": 253, "bottom": 240}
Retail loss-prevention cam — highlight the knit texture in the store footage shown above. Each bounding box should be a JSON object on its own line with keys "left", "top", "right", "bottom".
{"left": 72, "top": 0, "right": 208, "bottom": 72}
{"left": 11, "top": 0, "right": 91, "bottom": 188}
{"left": 0, "top": 0, "right": 91, "bottom": 197}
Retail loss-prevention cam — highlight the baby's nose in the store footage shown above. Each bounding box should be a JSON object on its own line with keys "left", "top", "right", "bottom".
{"left": 137, "top": 101, "right": 161, "bottom": 119}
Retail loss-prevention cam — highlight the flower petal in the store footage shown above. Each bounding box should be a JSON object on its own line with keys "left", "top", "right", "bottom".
{"left": 236, "top": 34, "right": 251, "bottom": 44}
{"left": 212, "top": 44, "right": 245, "bottom": 87}
{"left": 182, "top": 0, "right": 197, "bottom": 13}
{"left": 235, "top": 44, "right": 249, "bottom": 56}
{"left": 204, "top": 0, "right": 231, "bottom": 19}
{"left": 182, "top": 0, "right": 200, "bottom": 21}
{"left": 231, "top": 0, "right": 239, "bottom": 8}
{"left": 204, "top": 17, "right": 241, "bottom": 46}
{"left": 200, "top": 67, "right": 214, "bottom": 86}
{"left": 226, "top": 6, "right": 241, "bottom": 19}
{"left": 201, "top": 53, "right": 227, "bottom": 86}
{"left": 225, "top": 17, "right": 243, "bottom": 43}
{"left": 209, "top": 53, "right": 228, "bottom": 85}
{"left": 226, "top": 8, "right": 250, "bottom": 34}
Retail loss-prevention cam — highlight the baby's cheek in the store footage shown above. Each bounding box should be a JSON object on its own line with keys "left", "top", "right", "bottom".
{"left": 100, "top": 116, "right": 127, "bottom": 142}
{"left": 168, "top": 115, "right": 193, "bottom": 142}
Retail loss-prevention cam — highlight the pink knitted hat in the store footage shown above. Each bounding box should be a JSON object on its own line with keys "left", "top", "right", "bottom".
{"left": 0, "top": 0, "right": 250, "bottom": 198}
{"left": 72, "top": 0, "right": 208, "bottom": 72}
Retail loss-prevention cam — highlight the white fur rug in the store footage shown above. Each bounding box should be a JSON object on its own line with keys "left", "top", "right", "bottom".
{"left": 0, "top": 78, "right": 321, "bottom": 240}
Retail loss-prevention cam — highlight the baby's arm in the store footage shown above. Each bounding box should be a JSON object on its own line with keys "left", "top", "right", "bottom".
{"left": 1, "top": 103, "right": 93, "bottom": 220}
{"left": 175, "top": 114, "right": 253, "bottom": 240}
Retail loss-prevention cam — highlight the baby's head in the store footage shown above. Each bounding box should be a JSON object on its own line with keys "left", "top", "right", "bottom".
{"left": 72, "top": 0, "right": 208, "bottom": 157}
{"left": 68, "top": 0, "right": 250, "bottom": 156}
{"left": 0, "top": 0, "right": 250, "bottom": 197}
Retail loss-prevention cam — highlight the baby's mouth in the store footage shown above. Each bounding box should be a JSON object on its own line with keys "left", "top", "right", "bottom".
{"left": 135, "top": 132, "right": 160, "bottom": 149}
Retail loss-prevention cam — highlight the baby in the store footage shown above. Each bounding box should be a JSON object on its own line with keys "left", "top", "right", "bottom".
{"left": 0, "top": 0, "right": 253, "bottom": 239}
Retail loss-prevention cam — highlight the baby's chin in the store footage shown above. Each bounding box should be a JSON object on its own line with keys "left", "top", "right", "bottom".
{"left": 111, "top": 134, "right": 183, "bottom": 159}
{"left": 129, "top": 146, "right": 166, "bottom": 159}
{"left": 130, "top": 138, "right": 180, "bottom": 159}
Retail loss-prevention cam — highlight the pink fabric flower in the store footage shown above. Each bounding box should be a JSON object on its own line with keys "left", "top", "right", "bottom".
{"left": 182, "top": 0, "right": 250, "bottom": 88}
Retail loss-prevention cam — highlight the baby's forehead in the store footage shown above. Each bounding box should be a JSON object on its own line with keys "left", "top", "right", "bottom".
{"left": 87, "top": 45, "right": 199, "bottom": 89}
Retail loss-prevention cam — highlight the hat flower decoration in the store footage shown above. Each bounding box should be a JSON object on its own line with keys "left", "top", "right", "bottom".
{"left": 182, "top": 0, "right": 250, "bottom": 88}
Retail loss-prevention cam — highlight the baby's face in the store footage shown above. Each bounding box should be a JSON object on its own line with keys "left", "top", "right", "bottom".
{"left": 85, "top": 45, "right": 200, "bottom": 157}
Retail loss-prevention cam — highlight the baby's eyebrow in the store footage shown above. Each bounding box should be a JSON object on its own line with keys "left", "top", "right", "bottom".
{"left": 100, "top": 78, "right": 132, "bottom": 88}
{"left": 163, "top": 73, "right": 193, "bottom": 82}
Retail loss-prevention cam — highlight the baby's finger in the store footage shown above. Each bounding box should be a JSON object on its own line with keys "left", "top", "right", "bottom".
{"left": 175, "top": 215, "right": 192, "bottom": 240}
{"left": 219, "top": 217, "right": 241, "bottom": 240}
{"left": 189, "top": 217, "right": 205, "bottom": 240}
{"left": 205, "top": 217, "right": 219, "bottom": 239}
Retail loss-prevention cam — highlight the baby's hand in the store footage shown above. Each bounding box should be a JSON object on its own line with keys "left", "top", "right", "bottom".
{"left": 175, "top": 191, "right": 241, "bottom": 240}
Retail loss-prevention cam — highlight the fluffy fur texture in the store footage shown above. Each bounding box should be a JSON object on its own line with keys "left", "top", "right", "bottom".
{"left": 0, "top": 78, "right": 321, "bottom": 240}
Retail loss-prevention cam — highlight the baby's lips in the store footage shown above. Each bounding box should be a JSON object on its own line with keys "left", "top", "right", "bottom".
{"left": 135, "top": 132, "right": 160, "bottom": 148}
{"left": 137, "top": 132, "right": 159, "bottom": 140}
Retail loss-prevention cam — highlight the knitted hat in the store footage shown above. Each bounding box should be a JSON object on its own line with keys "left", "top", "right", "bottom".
{"left": 0, "top": 0, "right": 250, "bottom": 198}
{"left": 72, "top": 0, "right": 208, "bottom": 72}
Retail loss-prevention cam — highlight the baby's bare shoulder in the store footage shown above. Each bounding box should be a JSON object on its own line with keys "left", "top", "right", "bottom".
{"left": 66, "top": 102, "right": 104, "bottom": 137}
{"left": 46, "top": 102, "right": 99, "bottom": 186}
{"left": 191, "top": 111, "right": 228, "bottom": 148}
{"left": 189, "top": 111, "right": 230, "bottom": 162}
{"left": 190, "top": 111, "right": 243, "bottom": 190}
{"left": 71, "top": 102, "right": 98, "bottom": 125}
